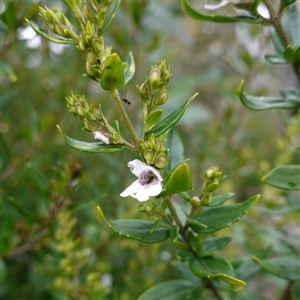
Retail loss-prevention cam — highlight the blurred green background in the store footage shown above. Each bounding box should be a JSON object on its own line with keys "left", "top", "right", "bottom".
{"left": 1, "top": 1, "right": 299, "bottom": 299}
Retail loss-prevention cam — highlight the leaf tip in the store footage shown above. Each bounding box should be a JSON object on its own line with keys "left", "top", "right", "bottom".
{"left": 236, "top": 80, "right": 244, "bottom": 96}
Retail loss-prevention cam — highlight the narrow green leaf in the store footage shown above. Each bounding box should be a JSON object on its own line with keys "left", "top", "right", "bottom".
{"left": 202, "top": 237, "right": 232, "bottom": 254}
{"left": 236, "top": 80, "right": 300, "bottom": 110}
{"left": 265, "top": 54, "right": 288, "bottom": 64}
{"left": 162, "top": 163, "right": 193, "bottom": 195}
{"left": 145, "top": 109, "right": 163, "bottom": 131}
{"left": 169, "top": 225, "right": 180, "bottom": 242}
{"left": 73, "top": 198, "right": 100, "bottom": 211}
{"left": 57, "top": 125, "right": 125, "bottom": 153}
{"left": 97, "top": 207, "right": 169, "bottom": 243}
{"left": 252, "top": 256, "right": 300, "bottom": 280}
{"left": 138, "top": 279, "right": 198, "bottom": 300}
{"left": 205, "top": 192, "right": 235, "bottom": 207}
{"left": 147, "top": 93, "right": 198, "bottom": 138}
{"left": 190, "top": 195, "right": 260, "bottom": 233}
{"left": 187, "top": 218, "right": 207, "bottom": 228}
{"left": 166, "top": 128, "right": 185, "bottom": 171}
{"left": 189, "top": 256, "right": 246, "bottom": 292}
{"left": 25, "top": 19, "right": 77, "bottom": 44}
{"left": 261, "top": 165, "right": 300, "bottom": 190}
{"left": 101, "top": 53, "right": 125, "bottom": 91}
{"left": 150, "top": 218, "right": 162, "bottom": 233}
{"left": 100, "top": 0, "right": 121, "bottom": 35}
{"left": 181, "top": 0, "right": 262, "bottom": 24}
{"left": 123, "top": 51, "right": 135, "bottom": 86}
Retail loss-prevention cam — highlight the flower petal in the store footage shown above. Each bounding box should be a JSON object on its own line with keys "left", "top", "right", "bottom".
{"left": 146, "top": 181, "right": 163, "bottom": 196}
{"left": 127, "top": 159, "right": 147, "bottom": 177}
{"left": 93, "top": 131, "right": 109, "bottom": 144}
{"left": 204, "top": 0, "right": 228, "bottom": 10}
{"left": 134, "top": 189, "right": 151, "bottom": 202}
{"left": 120, "top": 180, "right": 141, "bottom": 197}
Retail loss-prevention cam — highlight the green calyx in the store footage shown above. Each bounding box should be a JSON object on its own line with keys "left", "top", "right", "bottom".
{"left": 139, "top": 134, "right": 168, "bottom": 169}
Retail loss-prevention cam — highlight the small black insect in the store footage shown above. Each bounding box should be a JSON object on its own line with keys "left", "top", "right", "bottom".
{"left": 121, "top": 92, "right": 131, "bottom": 106}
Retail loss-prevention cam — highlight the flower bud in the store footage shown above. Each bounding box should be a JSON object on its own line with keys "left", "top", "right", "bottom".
{"left": 155, "top": 152, "right": 168, "bottom": 169}
{"left": 136, "top": 79, "right": 149, "bottom": 104}
{"left": 84, "top": 119, "right": 97, "bottom": 131}
{"left": 64, "top": 29, "right": 78, "bottom": 40}
{"left": 201, "top": 193, "right": 212, "bottom": 205}
{"left": 191, "top": 196, "right": 201, "bottom": 207}
{"left": 75, "top": 103, "right": 86, "bottom": 118}
{"left": 143, "top": 149, "right": 155, "bottom": 165}
{"left": 149, "top": 67, "right": 161, "bottom": 83}
{"left": 155, "top": 88, "right": 168, "bottom": 106}
{"left": 204, "top": 181, "right": 219, "bottom": 193}
{"left": 85, "top": 48, "right": 98, "bottom": 65}
{"left": 86, "top": 62, "right": 101, "bottom": 78}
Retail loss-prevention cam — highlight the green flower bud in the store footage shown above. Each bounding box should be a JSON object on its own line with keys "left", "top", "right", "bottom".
{"left": 97, "top": 10, "right": 106, "bottom": 28}
{"left": 83, "top": 119, "right": 97, "bottom": 131}
{"left": 155, "top": 152, "right": 168, "bottom": 169}
{"left": 85, "top": 111, "right": 96, "bottom": 121}
{"left": 86, "top": 62, "right": 101, "bottom": 78}
{"left": 77, "top": 35, "right": 87, "bottom": 52}
{"left": 205, "top": 166, "right": 222, "bottom": 180}
{"left": 149, "top": 67, "right": 161, "bottom": 83}
{"left": 191, "top": 196, "right": 201, "bottom": 207}
{"left": 155, "top": 88, "right": 169, "bottom": 106}
{"left": 204, "top": 181, "right": 219, "bottom": 193}
{"left": 85, "top": 21, "right": 96, "bottom": 38}
{"left": 89, "top": 103, "right": 103, "bottom": 121}
{"left": 143, "top": 149, "right": 155, "bottom": 165}
{"left": 53, "top": 22, "right": 65, "bottom": 36}
{"left": 201, "top": 193, "right": 212, "bottom": 205}
{"left": 85, "top": 48, "right": 98, "bottom": 65}
{"left": 75, "top": 103, "right": 86, "bottom": 118}
{"left": 63, "top": 29, "right": 78, "bottom": 40}
{"left": 136, "top": 79, "right": 149, "bottom": 104}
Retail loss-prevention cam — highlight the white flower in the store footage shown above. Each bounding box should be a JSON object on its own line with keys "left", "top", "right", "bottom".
{"left": 93, "top": 131, "right": 109, "bottom": 144}
{"left": 204, "top": 0, "right": 228, "bottom": 10}
{"left": 120, "top": 159, "right": 163, "bottom": 202}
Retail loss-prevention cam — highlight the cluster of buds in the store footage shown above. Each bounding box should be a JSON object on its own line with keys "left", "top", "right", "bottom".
{"left": 138, "top": 202, "right": 161, "bottom": 221}
{"left": 198, "top": 166, "right": 224, "bottom": 205}
{"left": 39, "top": 7, "right": 78, "bottom": 40}
{"left": 137, "top": 60, "right": 172, "bottom": 114}
{"left": 65, "top": 93, "right": 109, "bottom": 132}
{"left": 139, "top": 134, "right": 168, "bottom": 169}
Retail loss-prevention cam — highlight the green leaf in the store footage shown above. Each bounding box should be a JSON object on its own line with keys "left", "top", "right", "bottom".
{"left": 147, "top": 93, "right": 198, "bottom": 138}
{"left": 25, "top": 19, "right": 77, "bottom": 44}
{"left": 175, "top": 248, "right": 194, "bottom": 262}
{"left": 281, "top": 88, "right": 300, "bottom": 101}
{"left": 252, "top": 256, "right": 300, "bottom": 280}
{"left": 261, "top": 165, "right": 300, "bottom": 190}
{"left": 202, "top": 237, "right": 232, "bottom": 254}
{"left": 162, "top": 163, "right": 193, "bottom": 195}
{"left": 169, "top": 225, "right": 180, "bottom": 242}
{"left": 283, "top": 0, "right": 297, "bottom": 7}
{"left": 100, "top": 0, "right": 121, "bottom": 35}
{"left": 283, "top": 45, "right": 297, "bottom": 63}
{"left": 138, "top": 279, "right": 198, "bottom": 300}
{"left": 57, "top": 125, "right": 125, "bottom": 153}
{"left": 166, "top": 128, "right": 185, "bottom": 171}
{"left": 236, "top": 80, "right": 300, "bottom": 110}
{"left": 123, "top": 51, "right": 135, "bottom": 86}
{"left": 189, "top": 256, "right": 246, "bottom": 292}
{"left": 97, "top": 206, "right": 169, "bottom": 243}
{"left": 265, "top": 54, "right": 288, "bottom": 64}
{"left": 181, "top": 0, "right": 262, "bottom": 24}
{"left": 205, "top": 192, "right": 235, "bottom": 207}
{"left": 190, "top": 195, "right": 260, "bottom": 233}
{"left": 145, "top": 109, "right": 163, "bottom": 131}
{"left": 101, "top": 53, "right": 125, "bottom": 91}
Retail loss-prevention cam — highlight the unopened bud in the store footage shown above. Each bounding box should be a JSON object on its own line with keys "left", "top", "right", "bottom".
{"left": 155, "top": 152, "right": 168, "bottom": 169}
{"left": 86, "top": 62, "right": 101, "bottom": 78}
{"left": 204, "top": 181, "right": 219, "bottom": 193}
{"left": 86, "top": 48, "right": 98, "bottom": 65}
{"left": 155, "top": 89, "right": 168, "bottom": 106}
{"left": 201, "top": 193, "right": 212, "bottom": 205}
{"left": 143, "top": 149, "right": 155, "bottom": 165}
{"left": 191, "top": 196, "right": 201, "bottom": 207}
{"left": 149, "top": 67, "right": 160, "bottom": 81}
{"left": 75, "top": 103, "right": 86, "bottom": 118}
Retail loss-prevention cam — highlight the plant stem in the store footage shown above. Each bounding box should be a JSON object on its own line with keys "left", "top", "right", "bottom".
{"left": 111, "top": 89, "right": 140, "bottom": 149}
{"left": 162, "top": 195, "right": 183, "bottom": 230}
{"left": 263, "top": 0, "right": 300, "bottom": 80}
{"left": 206, "top": 280, "right": 224, "bottom": 300}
